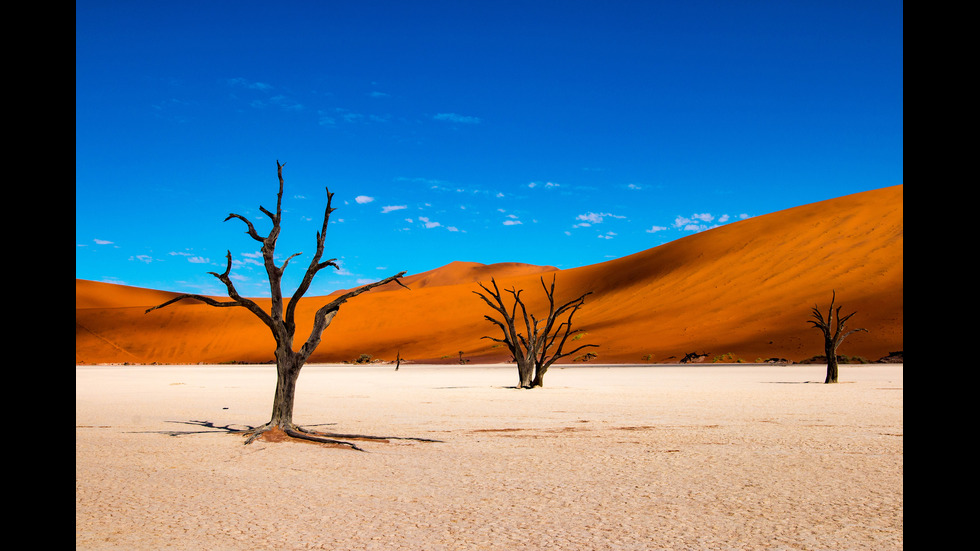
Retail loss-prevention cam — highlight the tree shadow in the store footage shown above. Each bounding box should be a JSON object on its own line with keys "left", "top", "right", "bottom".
{"left": 764, "top": 381, "right": 856, "bottom": 384}
{"left": 136, "top": 420, "right": 443, "bottom": 449}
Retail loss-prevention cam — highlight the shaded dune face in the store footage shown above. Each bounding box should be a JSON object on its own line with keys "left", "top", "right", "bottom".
{"left": 76, "top": 185, "right": 902, "bottom": 365}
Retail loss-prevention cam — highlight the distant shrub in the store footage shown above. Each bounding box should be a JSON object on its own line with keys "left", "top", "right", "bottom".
{"left": 353, "top": 353, "right": 373, "bottom": 364}
{"left": 798, "top": 354, "right": 869, "bottom": 364}
{"left": 574, "top": 352, "right": 598, "bottom": 362}
{"left": 712, "top": 352, "right": 745, "bottom": 363}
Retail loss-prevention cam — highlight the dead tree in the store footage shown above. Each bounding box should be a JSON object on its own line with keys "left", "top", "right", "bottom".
{"left": 146, "top": 160, "right": 408, "bottom": 448}
{"left": 474, "top": 275, "right": 597, "bottom": 388}
{"left": 808, "top": 291, "right": 868, "bottom": 384}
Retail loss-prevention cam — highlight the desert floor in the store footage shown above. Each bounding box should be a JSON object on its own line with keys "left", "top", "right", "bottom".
{"left": 76, "top": 363, "right": 903, "bottom": 550}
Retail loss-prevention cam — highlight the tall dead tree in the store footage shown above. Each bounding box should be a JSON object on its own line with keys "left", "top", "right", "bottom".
{"left": 475, "top": 275, "right": 597, "bottom": 388}
{"left": 146, "top": 160, "right": 408, "bottom": 447}
{"left": 808, "top": 291, "right": 868, "bottom": 384}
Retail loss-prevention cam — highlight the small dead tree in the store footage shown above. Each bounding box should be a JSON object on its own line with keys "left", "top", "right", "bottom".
{"left": 474, "top": 275, "right": 597, "bottom": 388}
{"left": 808, "top": 291, "right": 868, "bottom": 384}
{"left": 146, "top": 160, "right": 408, "bottom": 447}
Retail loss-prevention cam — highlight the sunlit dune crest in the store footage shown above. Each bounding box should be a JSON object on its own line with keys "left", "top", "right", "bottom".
{"left": 76, "top": 185, "right": 902, "bottom": 365}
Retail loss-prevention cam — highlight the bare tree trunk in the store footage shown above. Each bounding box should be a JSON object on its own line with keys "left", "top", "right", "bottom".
{"left": 475, "top": 275, "right": 597, "bottom": 389}
{"left": 146, "top": 160, "right": 409, "bottom": 449}
{"left": 809, "top": 291, "right": 867, "bottom": 384}
{"left": 824, "top": 345, "right": 839, "bottom": 384}
{"left": 517, "top": 358, "right": 536, "bottom": 389}
{"left": 531, "top": 364, "right": 549, "bottom": 388}
{"left": 269, "top": 350, "right": 302, "bottom": 427}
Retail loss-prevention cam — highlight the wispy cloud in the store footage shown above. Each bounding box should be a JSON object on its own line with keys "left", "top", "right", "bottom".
{"left": 355, "top": 195, "right": 374, "bottom": 204}
{"left": 228, "top": 77, "right": 273, "bottom": 91}
{"left": 268, "top": 95, "right": 304, "bottom": 111}
{"left": 381, "top": 205, "right": 407, "bottom": 213}
{"left": 395, "top": 176, "right": 452, "bottom": 187}
{"left": 240, "top": 251, "right": 263, "bottom": 267}
{"left": 503, "top": 213, "right": 522, "bottom": 226}
{"left": 574, "top": 212, "right": 625, "bottom": 227}
{"left": 434, "top": 113, "right": 481, "bottom": 124}
{"left": 228, "top": 78, "right": 305, "bottom": 111}
{"left": 528, "top": 181, "right": 559, "bottom": 189}
{"left": 169, "top": 251, "right": 210, "bottom": 264}
{"left": 645, "top": 225, "right": 668, "bottom": 233}
{"left": 94, "top": 238, "right": 114, "bottom": 245}
{"left": 674, "top": 213, "right": 714, "bottom": 232}
{"left": 671, "top": 212, "right": 748, "bottom": 232}
{"left": 318, "top": 107, "right": 388, "bottom": 125}
{"left": 419, "top": 216, "right": 441, "bottom": 229}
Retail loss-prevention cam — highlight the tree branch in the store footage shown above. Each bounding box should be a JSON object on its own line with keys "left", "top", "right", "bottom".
{"left": 224, "top": 213, "right": 265, "bottom": 242}
{"left": 297, "top": 271, "right": 409, "bottom": 361}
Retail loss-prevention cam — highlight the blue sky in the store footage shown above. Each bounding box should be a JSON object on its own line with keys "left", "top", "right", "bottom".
{"left": 76, "top": 1, "right": 903, "bottom": 298}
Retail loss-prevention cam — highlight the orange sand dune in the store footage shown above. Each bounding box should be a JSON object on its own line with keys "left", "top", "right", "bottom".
{"left": 329, "top": 260, "right": 558, "bottom": 295}
{"left": 76, "top": 185, "right": 902, "bottom": 365}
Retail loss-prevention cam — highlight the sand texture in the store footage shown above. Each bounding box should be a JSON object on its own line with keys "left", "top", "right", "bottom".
{"left": 76, "top": 363, "right": 903, "bottom": 550}
{"left": 76, "top": 185, "right": 903, "bottom": 366}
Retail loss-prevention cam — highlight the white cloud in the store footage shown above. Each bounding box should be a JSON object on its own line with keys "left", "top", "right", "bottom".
{"left": 576, "top": 212, "right": 624, "bottom": 225}
{"left": 317, "top": 111, "right": 336, "bottom": 125}
{"left": 168, "top": 250, "right": 212, "bottom": 264}
{"left": 503, "top": 220, "right": 522, "bottom": 226}
{"left": 355, "top": 195, "right": 374, "bottom": 204}
{"left": 645, "top": 225, "right": 668, "bottom": 233}
{"left": 419, "top": 216, "right": 441, "bottom": 229}
{"left": 228, "top": 77, "right": 273, "bottom": 91}
{"left": 94, "top": 238, "right": 113, "bottom": 245}
{"left": 269, "top": 95, "right": 304, "bottom": 111}
{"left": 240, "top": 252, "right": 263, "bottom": 266}
{"left": 434, "top": 112, "right": 481, "bottom": 124}
{"left": 627, "top": 183, "right": 642, "bottom": 190}
{"left": 130, "top": 255, "right": 153, "bottom": 263}
{"left": 673, "top": 213, "right": 721, "bottom": 232}
{"left": 381, "top": 205, "right": 407, "bottom": 213}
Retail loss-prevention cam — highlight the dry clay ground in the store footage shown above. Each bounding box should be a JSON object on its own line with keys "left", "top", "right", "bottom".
{"left": 76, "top": 363, "right": 903, "bottom": 550}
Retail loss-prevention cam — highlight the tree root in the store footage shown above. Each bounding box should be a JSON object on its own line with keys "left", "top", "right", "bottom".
{"left": 244, "top": 423, "right": 367, "bottom": 450}
{"left": 242, "top": 422, "right": 442, "bottom": 451}
{"left": 149, "top": 419, "right": 441, "bottom": 451}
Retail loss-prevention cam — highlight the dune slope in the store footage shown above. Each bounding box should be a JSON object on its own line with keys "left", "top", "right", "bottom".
{"left": 76, "top": 185, "right": 902, "bottom": 364}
